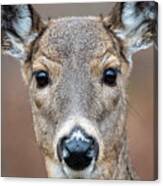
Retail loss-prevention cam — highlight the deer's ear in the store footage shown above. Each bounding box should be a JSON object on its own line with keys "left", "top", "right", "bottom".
{"left": 1, "top": 5, "right": 45, "bottom": 61}
{"left": 104, "top": 1, "right": 158, "bottom": 59}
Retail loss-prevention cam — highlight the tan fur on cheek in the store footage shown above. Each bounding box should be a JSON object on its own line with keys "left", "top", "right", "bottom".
{"left": 90, "top": 59, "right": 102, "bottom": 78}
{"left": 32, "top": 87, "right": 50, "bottom": 110}
{"left": 21, "top": 61, "right": 32, "bottom": 85}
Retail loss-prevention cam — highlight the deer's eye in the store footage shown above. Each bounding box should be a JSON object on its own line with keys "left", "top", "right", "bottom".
{"left": 103, "top": 68, "right": 118, "bottom": 86}
{"left": 33, "top": 70, "right": 50, "bottom": 88}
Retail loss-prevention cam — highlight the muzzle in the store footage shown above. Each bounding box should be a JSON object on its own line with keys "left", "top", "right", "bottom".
{"left": 57, "top": 126, "right": 99, "bottom": 171}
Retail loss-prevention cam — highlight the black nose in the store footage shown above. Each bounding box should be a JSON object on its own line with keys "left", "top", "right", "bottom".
{"left": 57, "top": 128, "right": 99, "bottom": 171}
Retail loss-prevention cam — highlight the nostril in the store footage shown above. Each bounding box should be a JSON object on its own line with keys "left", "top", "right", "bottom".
{"left": 63, "top": 140, "right": 93, "bottom": 171}
{"left": 57, "top": 136, "right": 68, "bottom": 162}
{"left": 88, "top": 137, "right": 99, "bottom": 161}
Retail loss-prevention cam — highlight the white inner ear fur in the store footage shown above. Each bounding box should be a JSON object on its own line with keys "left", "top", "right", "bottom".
{"left": 13, "top": 5, "right": 32, "bottom": 40}
{"left": 122, "top": 3, "right": 144, "bottom": 34}
{"left": 113, "top": 2, "right": 156, "bottom": 61}
{"left": 5, "top": 6, "right": 39, "bottom": 60}
{"left": 120, "top": 2, "right": 156, "bottom": 36}
{"left": 114, "top": 3, "right": 144, "bottom": 40}
{"left": 5, "top": 32, "right": 26, "bottom": 60}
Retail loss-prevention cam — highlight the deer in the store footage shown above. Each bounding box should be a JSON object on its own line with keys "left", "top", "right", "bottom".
{"left": 1, "top": 2, "right": 157, "bottom": 179}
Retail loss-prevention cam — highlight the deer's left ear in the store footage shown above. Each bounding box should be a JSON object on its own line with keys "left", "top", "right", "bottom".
{"left": 104, "top": 1, "right": 158, "bottom": 59}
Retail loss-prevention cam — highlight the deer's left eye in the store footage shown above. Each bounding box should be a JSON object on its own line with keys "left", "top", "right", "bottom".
{"left": 33, "top": 70, "right": 50, "bottom": 88}
{"left": 103, "top": 68, "right": 118, "bottom": 86}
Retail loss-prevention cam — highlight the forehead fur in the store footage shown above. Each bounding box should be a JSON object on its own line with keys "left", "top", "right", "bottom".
{"left": 35, "top": 17, "right": 123, "bottom": 63}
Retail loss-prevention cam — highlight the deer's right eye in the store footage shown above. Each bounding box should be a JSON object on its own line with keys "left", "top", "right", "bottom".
{"left": 33, "top": 70, "right": 50, "bottom": 88}
{"left": 102, "top": 68, "right": 118, "bottom": 87}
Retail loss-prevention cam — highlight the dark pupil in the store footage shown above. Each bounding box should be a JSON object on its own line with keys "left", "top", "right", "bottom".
{"left": 103, "top": 68, "right": 117, "bottom": 86}
{"left": 35, "top": 71, "right": 49, "bottom": 88}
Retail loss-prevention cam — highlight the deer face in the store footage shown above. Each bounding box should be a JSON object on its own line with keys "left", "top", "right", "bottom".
{"left": 28, "top": 18, "right": 130, "bottom": 178}
{"left": 2, "top": 2, "right": 157, "bottom": 179}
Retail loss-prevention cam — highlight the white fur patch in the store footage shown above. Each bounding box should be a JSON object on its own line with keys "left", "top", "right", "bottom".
{"left": 3, "top": 5, "right": 39, "bottom": 60}
{"left": 5, "top": 32, "right": 26, "bottom": 60}
{"left": 122, "top": 3, "right": 143, "bottom": 32}
{"left": 115, "top": 3, "right": 144, "bottom": 40}
{"left": 13, "top": 5, "right": 32, "bottom": 39}
{"left": 114, "top": 2, "right": 156, "bottom": 60}
{"left": 67, "top": 129, "right": 89, "bottom": 142}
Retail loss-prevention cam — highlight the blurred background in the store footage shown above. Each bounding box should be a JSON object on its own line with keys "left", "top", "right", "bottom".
{"left": 1, "top": 2, "right": 157, "bottom": 180}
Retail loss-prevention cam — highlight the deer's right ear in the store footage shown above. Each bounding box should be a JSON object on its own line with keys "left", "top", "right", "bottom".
{"left": 1, "top": 5, "right": 45, "bottom": 61}
{"left": 103, "top": 2, "right": 157, "bottom": 60}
